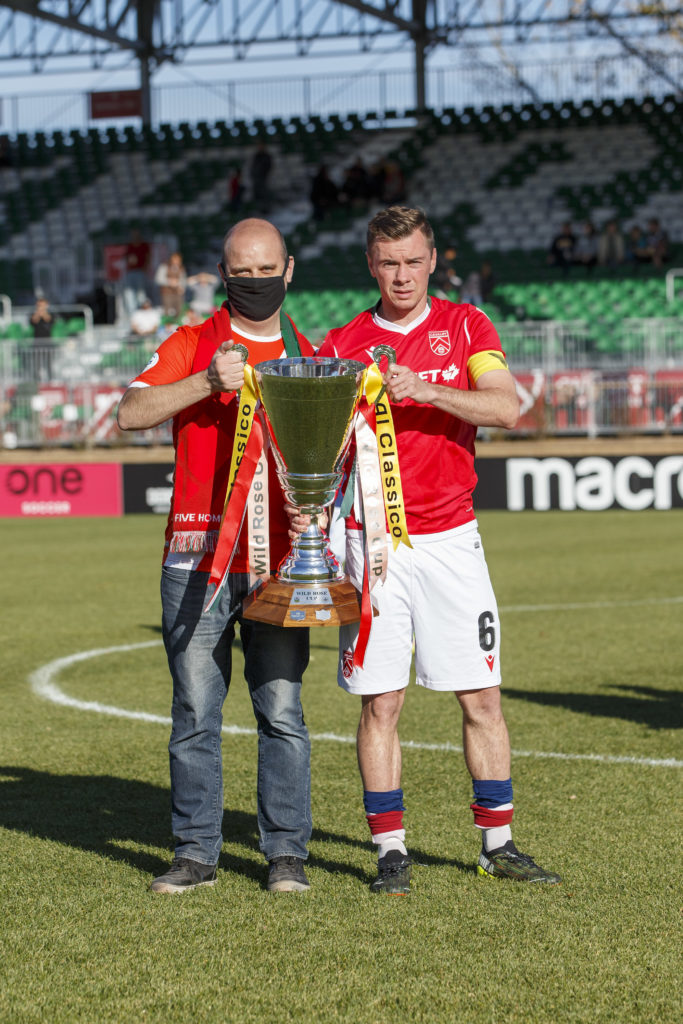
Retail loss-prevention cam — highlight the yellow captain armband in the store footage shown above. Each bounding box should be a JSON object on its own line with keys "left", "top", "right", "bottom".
{"left": 467, "top": 349, "right": 510, "bottom": 384}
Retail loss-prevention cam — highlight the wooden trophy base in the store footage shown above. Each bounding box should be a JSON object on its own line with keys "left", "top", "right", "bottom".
{"left": 242, "top": 576, "right": 361, "bottom": 627}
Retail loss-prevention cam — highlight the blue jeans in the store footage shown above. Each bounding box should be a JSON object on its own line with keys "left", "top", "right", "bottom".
{"left": 161, "top": 567, "right": 311, "bottom": 866}
{"left": 122, "top": 270, "right": 149, "bottom": 317}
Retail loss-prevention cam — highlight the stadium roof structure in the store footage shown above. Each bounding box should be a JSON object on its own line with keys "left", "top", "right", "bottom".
{"left": 0, "top": 1, "right": 681, "bottom": 118}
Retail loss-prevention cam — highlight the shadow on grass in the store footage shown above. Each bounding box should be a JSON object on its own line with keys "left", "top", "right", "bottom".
{"left": 139, "top": 623, "right": 335, "bottom": 656}
{"left": 504, "top": 684, "right": 682, "bottom": 730}
{"left": 0, "top": 766, "right": 464, "bottom": 886}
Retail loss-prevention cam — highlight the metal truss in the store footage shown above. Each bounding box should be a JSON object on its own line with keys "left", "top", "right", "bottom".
{"left": 0, "top": 1, "right": 681, "bottom": 72}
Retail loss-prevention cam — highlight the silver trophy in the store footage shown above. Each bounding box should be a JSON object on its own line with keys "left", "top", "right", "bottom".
{"left": 242, "top": 355, "right": 365, "bottom": 627}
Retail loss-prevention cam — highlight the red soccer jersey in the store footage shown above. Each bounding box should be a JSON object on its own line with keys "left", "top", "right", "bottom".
{"left": 131, "top": 317, "right": 314, "bottom": 571}
{"left": 318, "top": 298, "right": 506, "bottom": 535}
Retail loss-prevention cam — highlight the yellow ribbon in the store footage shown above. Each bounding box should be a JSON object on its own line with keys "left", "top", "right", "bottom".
{"left": 225, "top": 363, "right": 259, "bottom": 509}
{"left": 363, "top": 364, "right": 412, "bottom": 551}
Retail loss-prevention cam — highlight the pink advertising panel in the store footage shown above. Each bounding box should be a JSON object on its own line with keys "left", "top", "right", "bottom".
{"left": 0, "top": 463, "right": 123, "bottom": 517}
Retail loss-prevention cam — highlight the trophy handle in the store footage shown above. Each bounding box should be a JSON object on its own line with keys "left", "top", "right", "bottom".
{"left": 232, "top": 343, "right": 249, "bottom": 363}
{"left": 371, "top": 345, "right": 396, "bottom": 404}
{"left": 230, "top": 342, "right": 249, "bottom": 394}
{"left": 372, "top": 344, "right": 396, "bottom": 370}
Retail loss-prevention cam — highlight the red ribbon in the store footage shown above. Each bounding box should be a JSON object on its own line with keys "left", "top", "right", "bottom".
{"left": 205, "top": 416, "right": 265, "bottom": 613}
{"left": 353, "top": 552, "right": 373, "bottom": 669}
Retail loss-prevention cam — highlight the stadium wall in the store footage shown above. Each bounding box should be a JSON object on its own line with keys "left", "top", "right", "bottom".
{"left": 2, "top": 439, "right": 682, "bottom": 517}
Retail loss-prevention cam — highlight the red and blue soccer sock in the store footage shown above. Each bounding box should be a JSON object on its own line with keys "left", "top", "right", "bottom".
{"left": 470, "top": 778, "right": 514, "bottom": 853}
{"left": 364, "top": 789, "right": 407, "bottom": 859}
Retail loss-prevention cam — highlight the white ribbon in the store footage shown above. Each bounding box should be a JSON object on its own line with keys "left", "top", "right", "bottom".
{"left": 247, "top": 431, "right": 271, "bottom": 588}
{"left": 354, "top": 414, "right": 388, "bottom": 601}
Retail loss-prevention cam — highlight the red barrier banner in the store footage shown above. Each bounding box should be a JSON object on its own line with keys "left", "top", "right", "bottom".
{"left": 89, "top": 90, "right": 142, "bottom": 120}
{"left": 0, "top": 464, "right": 123, "bottom": 517}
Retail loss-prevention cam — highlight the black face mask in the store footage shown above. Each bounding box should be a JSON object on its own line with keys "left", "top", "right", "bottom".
{"left": 223, "top": 264, "right": 287, "bottom": 322}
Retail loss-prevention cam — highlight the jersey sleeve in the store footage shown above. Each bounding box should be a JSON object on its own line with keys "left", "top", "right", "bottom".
{"left": 130, "top": 326, "right": 196, "bottom": 387}
{"left": 464, "top": 307, "right": 510, "bottom": 385}
{"left": 315, "top": 332, "right": 338, "bottom": 358}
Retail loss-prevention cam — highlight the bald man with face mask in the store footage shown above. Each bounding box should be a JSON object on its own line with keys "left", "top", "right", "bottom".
{"left": 118, "top": 219, "right": 316, "bottom": 896}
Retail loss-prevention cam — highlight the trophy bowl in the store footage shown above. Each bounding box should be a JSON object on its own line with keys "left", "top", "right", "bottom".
{"left": 242, "top": 355, "right": 365, "bottom": 627}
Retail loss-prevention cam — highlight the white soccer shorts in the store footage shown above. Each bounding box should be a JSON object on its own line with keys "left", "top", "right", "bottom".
{"left": 338, "top": 521, "right": 502, "bottom": 695}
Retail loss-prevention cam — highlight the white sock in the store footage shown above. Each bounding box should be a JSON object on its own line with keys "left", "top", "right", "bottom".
{"left": 482, "top": 825, "right": 513, "bottom": 853}
{"left": 372, "top": 831, "right": 407, "bottom": 859}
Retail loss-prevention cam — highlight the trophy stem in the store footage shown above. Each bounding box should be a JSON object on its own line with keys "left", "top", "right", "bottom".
{"left": 276, "top": 519, "right": 344, "bottom": 585}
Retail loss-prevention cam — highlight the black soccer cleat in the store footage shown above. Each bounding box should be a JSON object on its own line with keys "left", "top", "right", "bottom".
{"left": 477, "top": 841, "right": 561, "bottom": 884}
{"left": 369, "top": 850, "right": 412, "bottom": 894}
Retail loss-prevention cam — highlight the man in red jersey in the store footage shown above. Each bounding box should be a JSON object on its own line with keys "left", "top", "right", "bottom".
{"left": 317, "top": 206, "right": 560, "bottom": 893}
{"left": 118, "top": 219, "right": 315, "bottom": 895}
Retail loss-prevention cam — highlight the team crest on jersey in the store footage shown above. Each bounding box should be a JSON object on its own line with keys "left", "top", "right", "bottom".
{"left": 141, "top": 351, "right": 159, "bottom": 373}
{"left": 428, "top": 330, "right": 451, "bottom": 356}
{"left": 342, "top": 648, "right": 354, "bottom": 679}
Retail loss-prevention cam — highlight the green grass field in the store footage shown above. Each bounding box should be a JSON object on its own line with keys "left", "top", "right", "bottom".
{"left": 1, "top": 511, "right": 681, "bottom": 1024}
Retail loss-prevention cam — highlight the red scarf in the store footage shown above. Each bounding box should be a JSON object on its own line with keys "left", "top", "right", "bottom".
{"left": 165, "top": 304, "right": 304, "bottom": 565}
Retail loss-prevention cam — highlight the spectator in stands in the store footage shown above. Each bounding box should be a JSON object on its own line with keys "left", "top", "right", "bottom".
{"left": 479, "top": 260, "right": 496, "bottom": 303}
{"left": 155, "top": 251, "right": 188, "bottom": 318}
{"left": 29, "top": 297, "right": 55, "bottom": 381}
{"left": 597, "top": 219, "right": 625, "bottom": 268}
{"left": 30, "top": 296, "right": 54, "bottom": 338}
{"left": 339, "top": 158, "right": 371, "bottom": 211}
{"left": 249, "top": 143, "right": 273, "bottom": 213}
{"left": 381, "top": 160, "right": 407, "bottom": 205}
{"left": 460, "top": 261, "right": 497, "bottom": 307}
{"left": 625, "top": 224, "right": 650, "bottom": 265}
{"left": 310, "top": 164, "right": 339, "bottom": 221}
{"left": 129, "top": 298, "right": 161, "bottom": 342}
{"left": 642, "top": 218, "right": 671, "bottom": 268}
{"left": 187, "top": 271, "right": 219, "bottom": 316}
{"left": 367, "top": 160, "right": 387, "bottom": 202}
{"left": 0, "top": 135, "right": 12, "bottom": 168}
{"left": 122, "top": 228, "right": 152, "bottom": 316}
{"left": 433, "top": 245, "right": 462, "bottom": 298}
{"left": 461, "top": 270, "right": 483, "bottom": 306}
{"left": 228, "top": 166, "right": 245, "bottom": 214}
{"left": 573, "top": 220, "right": 598, "bottom": 273}
{"left": 548, "top": 222, "right": 576, "bottom": 273}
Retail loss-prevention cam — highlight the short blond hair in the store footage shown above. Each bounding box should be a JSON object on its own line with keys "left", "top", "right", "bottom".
{"left": 366, "top": 206, "right": 435, "bottom": 254}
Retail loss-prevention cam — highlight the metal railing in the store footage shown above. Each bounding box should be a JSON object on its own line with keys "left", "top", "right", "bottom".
{"left": 2, "top": 316, "right": 683, "bottom": 446}
{"left": 1, "top": 51, "right": 681, "bottom": 134}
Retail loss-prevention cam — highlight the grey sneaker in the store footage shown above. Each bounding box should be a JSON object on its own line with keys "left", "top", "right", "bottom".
{"left": 369, "top": 850, "right": 412, "bottom": 894}
{"left": 267, "top": 856, "right": 310, "bottom": 892}
{"left": 477, "top": 841, "right": 561, "bottom": 884}
{"left": 149, "top": 857, "right": 217, "bottom": 894}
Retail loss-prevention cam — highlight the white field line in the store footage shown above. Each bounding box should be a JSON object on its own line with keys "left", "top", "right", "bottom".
{"left": 500, "top": 596, "right": 683, "bottom": 613}
{"left": 28, "top": 631, "right": 682, "bottom": 770}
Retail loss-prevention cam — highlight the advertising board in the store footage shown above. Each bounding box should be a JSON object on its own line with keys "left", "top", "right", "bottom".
{"left": 0, "top": 464, "right": 123, "bottom": 517}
